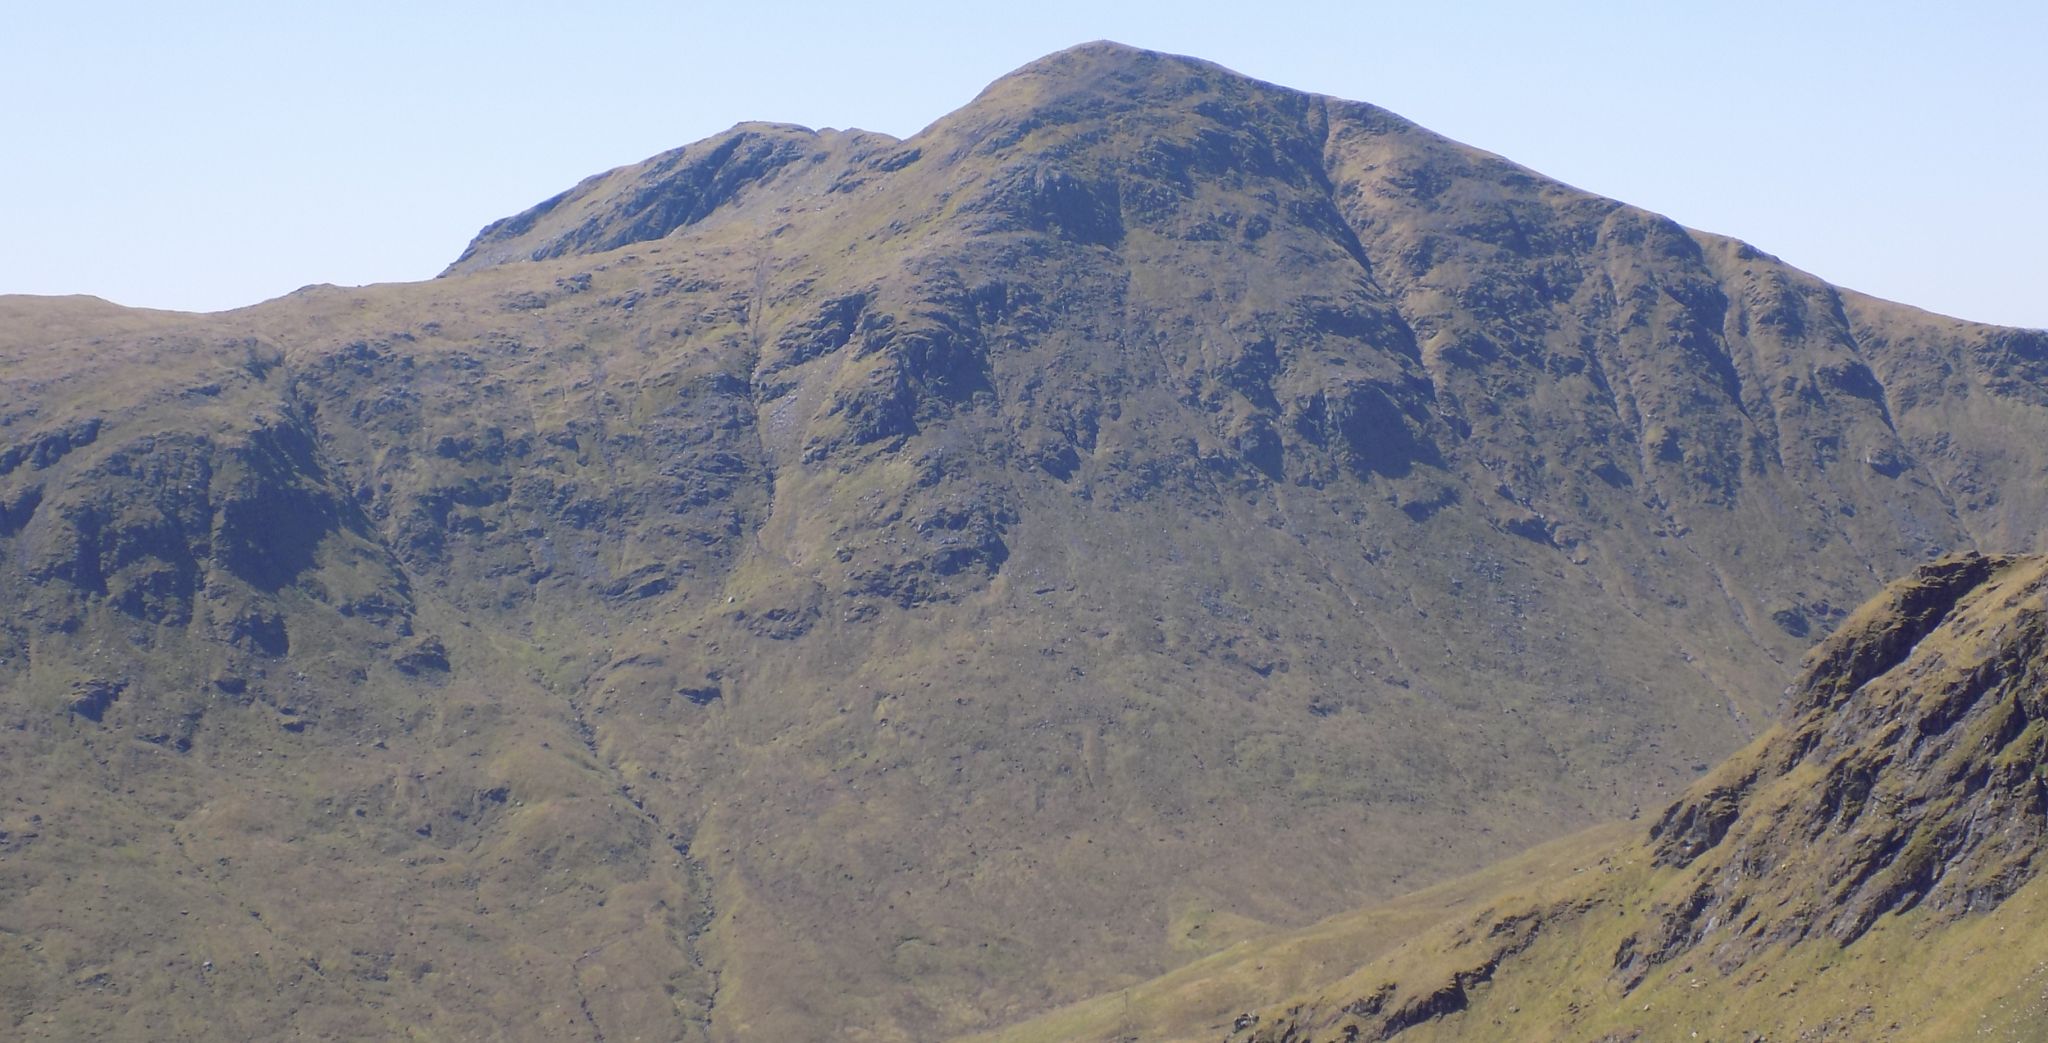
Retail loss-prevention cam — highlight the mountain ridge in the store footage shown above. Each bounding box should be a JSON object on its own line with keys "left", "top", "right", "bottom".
{"left": 3, "top": 42, "right": 2045, "bottom": 1041}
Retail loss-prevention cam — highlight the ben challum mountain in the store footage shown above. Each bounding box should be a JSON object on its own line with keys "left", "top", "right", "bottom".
{"left": 2, "top": 41, "right": 2043, "bottom": 1041}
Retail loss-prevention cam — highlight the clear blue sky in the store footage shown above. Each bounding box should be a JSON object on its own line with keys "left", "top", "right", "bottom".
{"left": 5, "top": 1, "right": 2042, "bottom": 327}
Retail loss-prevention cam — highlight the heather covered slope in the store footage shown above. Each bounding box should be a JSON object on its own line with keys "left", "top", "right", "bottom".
{"left": 982, "top": 553, "right": 2048, "bottom": 1042}
{"left": 4, "top": 42, "right": 2047, "bottom": 1041}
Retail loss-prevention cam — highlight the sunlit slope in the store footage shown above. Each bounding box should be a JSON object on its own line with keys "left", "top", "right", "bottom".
{"left": 986, "top": 554, "right": 2048, "bottom": 1042}
{"left": 4, "top": 41, "right": 2046, "bottom": 1041}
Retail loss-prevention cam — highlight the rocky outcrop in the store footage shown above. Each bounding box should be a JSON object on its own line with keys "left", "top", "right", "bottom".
{"left": 1620, "top": 553, "right": 2048, "bottom": 981}
{"left": 442, "top": 124, "right": 905, "bottom": 275}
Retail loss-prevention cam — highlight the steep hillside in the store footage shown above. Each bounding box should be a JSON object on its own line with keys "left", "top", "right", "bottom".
{"left": 3, "top": 42, "right": 2046, "bottom": 1041}
{"left": 982, "top": 552, "right": 2048, "bottom": 1042}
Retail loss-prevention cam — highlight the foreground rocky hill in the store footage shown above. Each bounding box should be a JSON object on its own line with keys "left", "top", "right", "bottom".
{"left": 3, "top": 43, "right": 2045, "bottom": 1041}
{"left": 998, "top": 552, "right": 2048, "bottom": 1043}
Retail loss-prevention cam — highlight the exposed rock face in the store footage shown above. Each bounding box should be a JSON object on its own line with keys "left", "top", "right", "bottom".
{"left": 442, "top": 124, "right": 904, "bottom": 275}
{"left": 3, "top": 41, "right": 2047, "bottom": 1043}
{"left": 1625, "top": 553, "right": 2048, "bottom": 978}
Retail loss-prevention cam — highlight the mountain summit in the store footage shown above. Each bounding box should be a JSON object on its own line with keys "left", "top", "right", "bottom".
{"left": 2, "top": 43, "right": 2045, "bottom": 1041}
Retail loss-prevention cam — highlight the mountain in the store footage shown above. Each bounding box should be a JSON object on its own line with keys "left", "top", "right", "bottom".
{"left": 3, "top": 42, "right": 2045, "bottom": 1041}
{"left": 982, "top": 552, "right": 2048, "bottom": 1042}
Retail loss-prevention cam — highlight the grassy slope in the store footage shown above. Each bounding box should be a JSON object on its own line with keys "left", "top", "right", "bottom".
{"left": 954, "top": 822, "right": 1636, "bottom": 1043}
{"left": 985, "top": 554, "right": 2048, "bottom": 1042}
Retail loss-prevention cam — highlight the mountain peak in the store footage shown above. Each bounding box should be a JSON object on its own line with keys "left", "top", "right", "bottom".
{"left": 992, "top": 38, "right": 1229, "bottom": 85}
{"left": 13, "top": 40, "right": 2048, "bottom": 1043}
{"left": 959, "top": 38, "right": 1327, "bottom": 133}
{"left": 441, "top": 121, "right": 900, "bottom": 276}
{"left": 443, "top": 42, "right": 1347, "bottom": 275}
